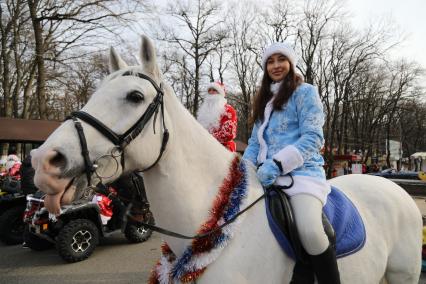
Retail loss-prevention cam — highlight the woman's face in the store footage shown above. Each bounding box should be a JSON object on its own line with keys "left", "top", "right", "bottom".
{"left": 266, "top": 53, "right": 290, "bottom": 82}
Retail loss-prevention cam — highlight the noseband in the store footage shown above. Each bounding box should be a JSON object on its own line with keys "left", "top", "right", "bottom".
{"left": 68, "top": 71, "right": 169, "bottom": 184}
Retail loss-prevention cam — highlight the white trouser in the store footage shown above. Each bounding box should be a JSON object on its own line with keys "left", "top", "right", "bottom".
{"left": 289, "top": 194, "right": 329, "bottom": 256}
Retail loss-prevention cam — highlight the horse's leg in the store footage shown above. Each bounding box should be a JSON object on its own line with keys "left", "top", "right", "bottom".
{"left": 385, "top": 239, "right": 422, "bottom": 284}
{"left": 384, "top": 200, "right": 422, "bottom": 284}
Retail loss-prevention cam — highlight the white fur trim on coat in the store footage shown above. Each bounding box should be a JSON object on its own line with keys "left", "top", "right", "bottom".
{"left": 257, "top": 100, "right": 274, "bottom": 163}
{"left": 273, "top": 145, "right": 304, "bottom": 174}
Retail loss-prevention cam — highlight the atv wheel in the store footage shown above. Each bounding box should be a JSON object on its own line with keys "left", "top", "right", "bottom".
{"left": 57, "top": 219, "right": 99, "bottom": 263}
{"left": 124, "top": 214, "right": 154, "bottom": 243}
{"left": 23, "top": 225, "right": 53, "bottom": 251}
{"left": 0, "top": 206, "right": 25, "bottom": 245}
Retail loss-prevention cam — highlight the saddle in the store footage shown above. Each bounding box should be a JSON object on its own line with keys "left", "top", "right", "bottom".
{"left": 265, "top": 185, "right": 366, "bottom": 261}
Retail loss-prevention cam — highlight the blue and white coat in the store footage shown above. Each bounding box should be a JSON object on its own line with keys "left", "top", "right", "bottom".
{"left": 243, "top": 83, "right": 331, "bottom": 204}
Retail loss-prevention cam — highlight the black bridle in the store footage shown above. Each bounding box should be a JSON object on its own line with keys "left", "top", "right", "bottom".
{"left": 69, "top": 71, "right": 169, "bottom": 185}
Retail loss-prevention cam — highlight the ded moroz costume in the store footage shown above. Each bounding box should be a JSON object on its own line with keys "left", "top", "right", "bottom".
{"left": 197, "top": 82, "right": 238, "bottom": 152}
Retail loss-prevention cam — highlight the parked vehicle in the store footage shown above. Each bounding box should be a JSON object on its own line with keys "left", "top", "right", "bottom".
{"left": 0, "top": 153, "right": 44, "bottom": 245}
{"left": 24, "top": 178, "right": 154, "bottom": 263}
{"left": 0, "top": 203, "right": 26, "bottom": 245}
{"left": 369, "top": 168, "right": 423, "bottom": 180}
{"left": 0, "top": 118, "right": 60, "bottom": 245}
{"left": 0, "top": 175, "right": 26, "bottom": 245}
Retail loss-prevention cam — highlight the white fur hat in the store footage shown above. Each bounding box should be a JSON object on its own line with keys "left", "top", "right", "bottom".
{"left": 207, "top": 81, "right": 226, "bottom": 96}
{"left": 261, "top": 42, "right": 298, "bottom": 69}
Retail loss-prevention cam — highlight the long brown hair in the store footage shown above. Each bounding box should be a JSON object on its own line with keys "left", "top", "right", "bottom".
{"left": 252, "top": 62, "right": 303, "bottom": 123}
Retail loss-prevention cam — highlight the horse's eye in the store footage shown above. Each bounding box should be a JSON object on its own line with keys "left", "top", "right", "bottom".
{"left": 126, "top": 91, "right": 144, "bottom": 103}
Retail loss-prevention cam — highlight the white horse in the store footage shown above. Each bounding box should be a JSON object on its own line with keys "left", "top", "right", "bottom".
{"left": 31, "top": 36, "right": 422, "bottom": 283}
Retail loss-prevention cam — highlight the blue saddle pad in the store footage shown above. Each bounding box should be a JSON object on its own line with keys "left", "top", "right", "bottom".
{"left": 265, "top": 186, "right": 366, "bottom": 259}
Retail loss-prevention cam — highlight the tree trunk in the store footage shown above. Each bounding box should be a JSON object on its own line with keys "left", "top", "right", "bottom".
{"left": 193, "top": 63, "right": 200, "bottom": 116}
{"left": 326, "top": 101, "right": 340, "bottom": 178}
{"left": 386, "top": 123, "right": 391, "bottom": 168}
{"left": 0, "top": 7, "right": 12, "bottom": 117}
{"left": 22, "top": 62, "right": 37, "bottom": 119}
{"left": 12, "top": 20, "right": 22, "bottom": 118}
{"left": 28, "top": 0, "right": 47, "bottom": 119}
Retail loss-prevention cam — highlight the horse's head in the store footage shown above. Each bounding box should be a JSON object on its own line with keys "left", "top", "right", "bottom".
{"left": 32, "top": 36, "right": 170, "bottom": 214}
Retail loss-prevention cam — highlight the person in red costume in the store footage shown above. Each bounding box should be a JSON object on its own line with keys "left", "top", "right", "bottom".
{"left": 8, "top": 163, "right": 21, "bottom": 179}
{"left": 5, "top": 149, "right": 21, "bottom": 180}
{"left": 197, "top": 81, "right": 237, "bottom": 152}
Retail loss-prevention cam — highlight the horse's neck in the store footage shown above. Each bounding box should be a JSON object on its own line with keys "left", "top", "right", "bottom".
{"left": 143, "top": 93, "right": 235, "bottom": 256}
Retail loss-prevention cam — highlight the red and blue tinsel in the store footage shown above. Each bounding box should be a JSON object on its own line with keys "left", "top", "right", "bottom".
{"left": 149, "top": 156, "right": 248, "bottom": 283}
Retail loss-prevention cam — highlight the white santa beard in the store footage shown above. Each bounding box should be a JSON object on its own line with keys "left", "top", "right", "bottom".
{"left": 197, "top": 95, "right": 227, "bottom": 131}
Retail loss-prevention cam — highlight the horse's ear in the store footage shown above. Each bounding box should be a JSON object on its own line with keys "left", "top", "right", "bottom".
{"left": 140, "top": 35, "right": 161, "bottom": 79}
{"left": 109, "top": 47, "right": 128, "bottom": 73}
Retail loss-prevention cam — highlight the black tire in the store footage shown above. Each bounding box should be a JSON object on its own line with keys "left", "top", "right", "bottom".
{"left": 0, "top": 206, "right": 25, "bottom": 245}
{"left": 23, "top": 225, "right": 54, "bottom": 251}
{"left": 56, "top": 219, "right": 99, "bottom": 263}
{"left": 124, "top": 214, "right": 154, "bottom": 243}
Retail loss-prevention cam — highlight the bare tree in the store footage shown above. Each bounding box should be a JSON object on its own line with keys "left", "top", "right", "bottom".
{"left": 0, "top": 0, "right": 25, "bottom": 118}
{"left": 161, "top": 50, "right": 196, "bottom": 110}
{"left": 398, "top": 97, "right": 426, "bottom": 164}
{"left": 261, "top": 0, "right": 295, "bottom": 43}
{"left": 50, "top": 53, "right": 108, "bottom": 119}
{"left": 25, "top": 0, "right": 147, "bottom": 119}
{"left": 3, "top": 0, "right": 426, "bottom": 172}
{"left": 227, "top": 2, "right": 261, "bottom": 141}
{"left": 319, "top": 24, "right": 398, "bottom": 176}
{"left": 296, "top": 0, "right": 342, "bottom": 84}
{"left": 381, "top": 61, "right": 422, "bottom": 167}
{"left": 205, "top": 39, "right": 232, "bottom": 84}
{"left": 158, "top": 0, "right": 227, "bottom": 115}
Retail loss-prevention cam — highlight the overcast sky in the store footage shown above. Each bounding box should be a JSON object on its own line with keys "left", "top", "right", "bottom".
{"left": 346, "top": 0, "right": 426, "bottom": 68}
{"left": 139, "top": 0, "right": 426, "bottom": 69}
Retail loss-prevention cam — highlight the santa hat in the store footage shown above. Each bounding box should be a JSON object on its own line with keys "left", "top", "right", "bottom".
{"left": 207, "top": 81, "right": 226, "bottom": 96}
{"left": 261, "top": 41, "right": 298, "bottom": 69}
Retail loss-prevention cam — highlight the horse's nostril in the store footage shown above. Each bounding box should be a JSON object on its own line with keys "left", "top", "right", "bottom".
{"left": 50, "top": 151, "right": 67, "bottom": 170}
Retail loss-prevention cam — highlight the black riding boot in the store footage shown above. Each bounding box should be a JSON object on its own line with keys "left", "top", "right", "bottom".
{"left": 310, "top": 245, "right": 340, "bottom": 284}
{"left": 290, "top": 261, "right": 314, "bottom": 284}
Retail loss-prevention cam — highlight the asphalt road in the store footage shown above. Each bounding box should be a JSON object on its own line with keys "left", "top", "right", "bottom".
{"left": 0, "top": 232, "right": 163, "bottom": 284}
{"left": 0, "top": 232, "right": 425, "bottom": 284}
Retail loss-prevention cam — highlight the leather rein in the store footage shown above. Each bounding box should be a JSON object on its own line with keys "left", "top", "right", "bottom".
{"left": 135, "top": 181, "right": 293, "bottom": 240}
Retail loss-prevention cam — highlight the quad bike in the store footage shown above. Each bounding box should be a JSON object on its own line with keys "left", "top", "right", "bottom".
{"left": 0, "top": 175, "right": 26, "bottom": 245}
{"left": 23, "top": 174, "right": 154, "bottom": 263}
{"left": 0, "top": 155, "right": 39, "bottom": 245}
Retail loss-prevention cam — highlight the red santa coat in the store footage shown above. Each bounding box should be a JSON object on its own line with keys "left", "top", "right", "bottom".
{"left": 210, "top": 104, "right": 237, "bottom": 152}
{"left": 8, "top": 163, "right": 21, "bottom": 180}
